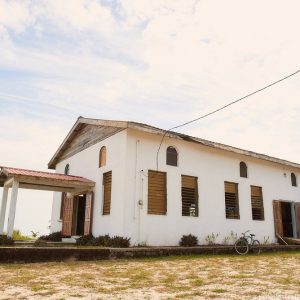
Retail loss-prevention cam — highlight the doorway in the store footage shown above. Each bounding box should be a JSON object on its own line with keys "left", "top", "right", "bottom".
{"left": 281, "top": 202, "right": 293, "bottom": 237}
{"left": 273, "top": 200, "right": 300, "bottom": 239}
{"left": 72, "top": 195, "right": 86, "bottom": 236}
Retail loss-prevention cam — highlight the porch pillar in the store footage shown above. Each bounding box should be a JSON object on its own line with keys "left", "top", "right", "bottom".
{"left": 7, "top": 180, "right": 19, "bottom": 237}
{"left": 0, "top": 186, "right": 9, "bottom": 234}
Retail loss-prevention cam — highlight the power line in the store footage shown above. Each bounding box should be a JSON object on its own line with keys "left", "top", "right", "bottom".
{"left": 156, "top": 68, "right": 300, "bottom": 170}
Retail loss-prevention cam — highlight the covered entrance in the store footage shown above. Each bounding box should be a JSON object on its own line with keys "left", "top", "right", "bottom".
{"left": 273, "top": 200, "right": 300, "bottom": 242}
{"left": 0, "top": 166, "right": 95, "bottom": 237}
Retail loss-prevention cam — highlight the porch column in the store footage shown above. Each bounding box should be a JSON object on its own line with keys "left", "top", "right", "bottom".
{"left": 7, "top": 180, "right": 19, "bottom": 237}
{"left": 0, "top": 187, "right": 9, "bottom": 234}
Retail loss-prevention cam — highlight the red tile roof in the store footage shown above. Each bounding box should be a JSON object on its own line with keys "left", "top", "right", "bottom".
{"left": 0, "top": 166, "right": 95, "bottom": 184}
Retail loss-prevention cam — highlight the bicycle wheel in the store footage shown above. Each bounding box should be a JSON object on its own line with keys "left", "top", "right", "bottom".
{"left": 234, "top": 238, "right": 249, "bottom": 255}
{"left": 252, "top": 240, "right": 261, "bottom": 254}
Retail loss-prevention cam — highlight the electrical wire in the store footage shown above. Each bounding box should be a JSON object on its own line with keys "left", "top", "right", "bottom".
{"left": 156, "top": 68, "right": 300, "bottom": 170}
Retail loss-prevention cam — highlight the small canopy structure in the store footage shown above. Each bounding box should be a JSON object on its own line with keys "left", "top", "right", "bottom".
{"left": 0, "top": 166, "right": 95, "bottom": 237}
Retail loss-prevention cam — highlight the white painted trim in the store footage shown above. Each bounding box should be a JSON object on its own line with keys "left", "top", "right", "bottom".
{"left": 0, "top": 187, "right": 9, "bottom": 235}
{"left": 7, "top": 180, "right": 19, "bottom": 237}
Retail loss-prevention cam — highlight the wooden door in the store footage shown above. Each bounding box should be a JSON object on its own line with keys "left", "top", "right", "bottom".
{"left": 295, "top": 202, "right": 300, "bottom": 238}
{"left": 62, "top": 193, "right": 74, "bottom": 236}
{"left": 84, "top": 192, "right": 94, "bottom": 236}
{"left": 273, "top": 200, "right": 283, "bottom": 237}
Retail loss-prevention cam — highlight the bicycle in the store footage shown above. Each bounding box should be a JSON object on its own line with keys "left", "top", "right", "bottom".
{"left": 234, "top": 230, "right": 261, "bottom": 255}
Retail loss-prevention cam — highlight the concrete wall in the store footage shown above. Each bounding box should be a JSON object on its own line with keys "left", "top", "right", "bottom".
{"left": 50, "top": 129, "right": 127, "bottom": 237}
{"left": 51, "top": 127, "right": 300, "bottom": 246}
{"left": 124, "top": 129, "right": 300, "bottom": 246}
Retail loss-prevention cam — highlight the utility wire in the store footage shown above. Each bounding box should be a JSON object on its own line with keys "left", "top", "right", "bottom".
{"left": 156, "top": 68, "right": 300, "bottom": 170}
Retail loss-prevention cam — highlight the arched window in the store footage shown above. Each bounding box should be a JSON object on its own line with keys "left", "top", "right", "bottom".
{"left": 99, "top": 146, "right": 106, "bottom": 167}
{"left": 64, "top": 164, "right": 70, "bottom": 175}
{"left": 166, "top": 146, "right": 178, "bottom": 166}
{"left": 240, "top": 161, "right": 247, "bottom": 178}
{"left": 291, "top": 173, "right": 297, "bottom": 187}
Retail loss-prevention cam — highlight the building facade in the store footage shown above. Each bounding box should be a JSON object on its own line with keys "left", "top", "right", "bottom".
{"left": 50, "top": 118, "right": 300, "bottom": 246}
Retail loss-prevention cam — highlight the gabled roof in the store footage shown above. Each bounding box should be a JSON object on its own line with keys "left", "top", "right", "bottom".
{"left": 48, "top": 117, "right": 300, "bottom": 170}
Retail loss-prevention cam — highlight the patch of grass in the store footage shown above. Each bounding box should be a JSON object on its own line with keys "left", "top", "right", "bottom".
{"left": 191, "top": 278, "right": 205, "bottom": 286}
{"left": 211, "top": 288, "right": 227, "bottom": 293}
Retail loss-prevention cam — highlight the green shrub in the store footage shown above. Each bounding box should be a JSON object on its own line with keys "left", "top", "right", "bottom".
{"left": 0, "top": 235, "right": 14, "bottom": 245}
{"left": 38, "top": 231, "right": 62, "bottom": 242}
{"left": 12, "top": 230, "right": 33, "bottom": 241}
{"left": 75, "top": 235, "right": 94, "bottom": 246}
{"left": 109, "top": 236, "right": 131, "bottom": 248}
{"left": 91, "top": 235, "right": 110, "bottom": 246}
{"left": 75, "top": 234, "right": 130, "bottom": 247}
{"left": 179, "top": 234, "right": 198, "bottom": 247}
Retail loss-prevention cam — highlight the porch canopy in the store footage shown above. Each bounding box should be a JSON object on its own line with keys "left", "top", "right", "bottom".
{"left": 0, "top": 166, "right": 95, "bottom": 237}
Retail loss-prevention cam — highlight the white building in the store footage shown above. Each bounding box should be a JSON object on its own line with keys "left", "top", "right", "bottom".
{"left": 49, "top": 117, "right": 300, "bottom": 246}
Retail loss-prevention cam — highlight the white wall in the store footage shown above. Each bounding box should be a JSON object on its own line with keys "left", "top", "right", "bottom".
{"left": 50, "top": 129, "right": 127, "bottom": 237}
{"left": 124, "top": 129, "right": 300, "bottom": 246}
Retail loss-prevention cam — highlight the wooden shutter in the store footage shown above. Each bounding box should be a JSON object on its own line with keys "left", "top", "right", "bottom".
{"left": 273, "top": 200, "right": 283, "bottom": 237}
{"left": 62, "top": 193, "right": 74, "bottom": 236}
{"left": 99, "top": 146, "right": 106, "bottom": 167}
{"left": 251, "top": 186, "right": 264, "bottom": 220}
{"left": 181, "top": 175, "right": 198, "bottom": 217}
{"left": 103, "top": 171, "right": 112, "bottom": 215}
{"left": 295, "top": 202, "right": 300, "bottom": 238}
{"left": 224, "top": 182, "right": 239, "bottom": 219}
{"left": 148, "top": 170, "right": 167, "bottom": 215}
{"left": 84, "top": 192, "right": 94, "bottom": 236}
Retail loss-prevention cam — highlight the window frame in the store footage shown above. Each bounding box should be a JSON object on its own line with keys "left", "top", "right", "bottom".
{"left": 181, "top": 175, "right": 199, "bottom": 217}
{"left": 291, "top": 173, "right": 297, "bottom": 187}
{"left": 239, "top": 161, "right": 248, "bottom": 178}
{"left": 224, "top": 181, "right": 240, "bottom": 219}
{"left": 99, "top": 146, "right": 107, "bottom": 168}
{"left": 102, "top": 171, "right": 112, "bottom": 215}
{"left": 250, "top": 185, "right": 265, "bottom": 221}
{"left": 148, "top": 170, "right": 167, "bottom": 215}
{"left": 166, "top": 146, "right": 178, "bottom": 167}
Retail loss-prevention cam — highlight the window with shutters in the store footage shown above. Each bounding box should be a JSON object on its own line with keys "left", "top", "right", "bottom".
{"left": 102, "top": 171, "right": 112, "bottom": 215}
{"left": 251, "top": 186, "right": 264, "bottom": 220}
{"left": 166, "top": 146, "right": 178, "bottom": 166}
{"left": 224, "top": 181, "right": 239, "bottom": 219}
{"left": 148, "top": 170, "right": 167, "bottom": 215}
{"left": 240, "top": 161, "right": 247, "bottom": 178}
{"left": 291, "top": 173, "right": 297, "bottom": 187}
{"left": 99, "top": 146, "right": 106, "bottom": 168}
{"left": 181, "top": 175, "right": 198, "bottom": 217}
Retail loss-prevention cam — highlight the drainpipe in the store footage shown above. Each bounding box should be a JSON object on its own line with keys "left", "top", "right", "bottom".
{"left": 137, "top": 175, "right": 144, "bottom": 245}
{"left": 133, "top": 140, "right": 140, "bottom": 220}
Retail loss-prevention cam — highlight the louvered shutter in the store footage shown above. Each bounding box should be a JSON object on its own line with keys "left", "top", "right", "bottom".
{"left": 148, "top": 170, "right": 167, "bottom": 215}
{"left": 273, "top": 200, "right": 283, "bottom": 237}
{"left": 181, "top": 175, "right": 198, "bottom": 217}
{"left": 251, "top": 186, "right": 264, "bottom": 220}
{"left": 103, "top": 171, "right": 112, "bottom": 215}
{"left": 224, "top": 182, "right": 239, "bottom": 219}
{"left": 84, "top": 192, "right": 94, "bottom": 235}
{"left": 62, "top": 193, "right": 74, "bottom": 236}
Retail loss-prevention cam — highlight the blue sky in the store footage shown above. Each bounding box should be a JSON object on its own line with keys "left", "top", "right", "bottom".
{"left": 1, "top": 0, "right": 300, "bottom": 235}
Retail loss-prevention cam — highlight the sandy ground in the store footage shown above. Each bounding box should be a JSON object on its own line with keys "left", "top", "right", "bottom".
{"left": 0, "top": 252, "right": 299, "bottom": 299}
